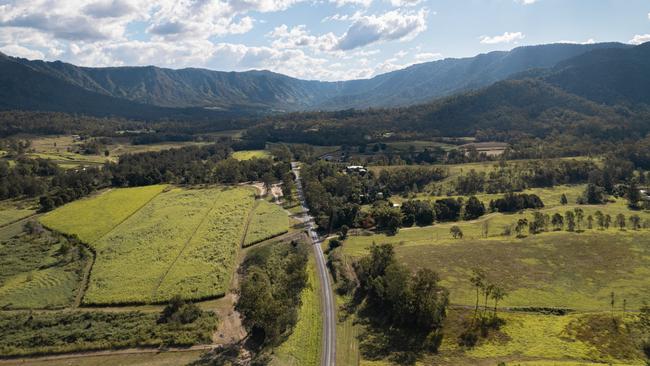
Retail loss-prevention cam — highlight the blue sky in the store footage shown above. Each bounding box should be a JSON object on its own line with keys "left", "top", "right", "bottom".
{"left": 0, "top": 0, "right": 648, "bottom": 80}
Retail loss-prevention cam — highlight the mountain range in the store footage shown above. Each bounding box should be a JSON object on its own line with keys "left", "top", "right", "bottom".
{"left": 1, "top": 41, "right": 646, "bottom": 121}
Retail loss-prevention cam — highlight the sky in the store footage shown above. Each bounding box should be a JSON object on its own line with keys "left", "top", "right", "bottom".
{"left": 0, "top": 0, "right": 649, "bottom": 81}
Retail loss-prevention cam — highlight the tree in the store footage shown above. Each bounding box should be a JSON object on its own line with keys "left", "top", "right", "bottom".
{"left": 587, "top": 215, "right": 593, "bottom": 229}
{"left": 627, "top": 179, "right": 642, "bottom": 209}
{"left": 616, "top": 213, "right": 626, "bottom": 230}
{"left": 574, "top": 208, "right": 584, "bottom": 231}
{"left": 604, "top": 214, "right": 612, "bottom": 229}
{"left": 470, "top": 269, "right": 486, "bottom": 322}
{"left": 450, "top": 225, "right": 463, "bottom": 239}
{"left": 595, "top": 210, "right": 604, "bottom": 230}
{"left": 551, "top": 213, "right": 564, "bottom": 231}
{"left": 630, "top": 215, "right": 641, "bottom": 230}
{"left": 565, "top": 211, "right": 576, "bottom": 232}
{"left": 481, "top": 220, "right": 489, "bottom": 238}
{"left": 529, "top": 212, "right": 546, "bottom": 234}
{"left": 560, "top": 193, "right": 568, "bottom": 205}
{"left": 491, "top": 285, "right": 507, "bottom": 319}
{"left": 371, "top": 205, "right": 403, "bottom": 235}
{"left": 464, "top": 196, "right": 486, "bottom": 220}
{"left": 581, "top": 184, "right": 606, "bottom": 204}
{"left": 515, "top": 218, "right": 528, "bottom": 237}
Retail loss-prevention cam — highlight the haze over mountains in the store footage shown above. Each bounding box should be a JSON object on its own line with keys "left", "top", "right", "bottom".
{"left": 0, "top": 41, "right": 648, "bottom": 121}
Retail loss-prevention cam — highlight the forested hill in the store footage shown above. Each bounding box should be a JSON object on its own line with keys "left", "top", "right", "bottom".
{"left": 540, "top": 42, "right": 650, "bottom": 105}
{"left": 0, "top": 42, "right": 629, "bottom": 116}
{"left": 245, "top": 78, "right": 648, "bottom": 146}
{"left": 0, "top": 54, "right": 260, "bottom": 122}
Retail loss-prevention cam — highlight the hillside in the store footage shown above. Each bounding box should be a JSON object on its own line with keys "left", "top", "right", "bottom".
{"left": 0, "top": 43, "right": 630, "bottom": 116}
{"left": 541, "top": 42, "right": 650, "bottom": 105}
{"left": 0, "top": 54, "right": 257, "bottom": 122}
{"left": 245, "top": 78, "right": 633, "bottom": 145}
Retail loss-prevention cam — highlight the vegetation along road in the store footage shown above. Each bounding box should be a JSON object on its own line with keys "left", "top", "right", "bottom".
{"left": 291, "top": 162, "right": 336, "bottom": 366}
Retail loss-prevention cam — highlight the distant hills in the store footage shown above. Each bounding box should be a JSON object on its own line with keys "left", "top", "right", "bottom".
{"left": 0, "top": 42, "right": 641, "bottom": 120}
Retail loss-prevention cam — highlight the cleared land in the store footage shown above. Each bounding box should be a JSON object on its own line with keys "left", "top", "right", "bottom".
{"left": 243, "top": 200, "right": 291, "bottom": 247}
{"left": 0, "top": 201, "right": 36, "bottom": 227}
{"left": 40, "top": 185, "right": 167, "bottom": 243}
{"left": 231, "top": 150, "right": 271, "bottom": 160}
{"left": 0, "top": 232, "right": 89, "bottom": 309}
{"left": 342, "top": 200, "right": 650, "bottom": 310}
{"left": 338, "top": 183, "right": 649, "bottom": 365}
{"left": 77, "top": 187, "right": 256, "bottom": 305}
{"left": 272, "top": 258, "right": 322, "bottom": 366}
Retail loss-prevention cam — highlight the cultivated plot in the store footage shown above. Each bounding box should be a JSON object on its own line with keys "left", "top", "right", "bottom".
{"left": 40, "top": 185, "right": 167, "bottom": 243}
{"left": 244, "top": 200, "right": 291, "bottom": 247}
{"left": 82, "top": 187, "right": 256, "bottom": 305}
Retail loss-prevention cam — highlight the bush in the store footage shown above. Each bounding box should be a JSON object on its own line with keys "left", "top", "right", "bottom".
{"left": 159, "top": 296, "right": 203, "bottom": 325}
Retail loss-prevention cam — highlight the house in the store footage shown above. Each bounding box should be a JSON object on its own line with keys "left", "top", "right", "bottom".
{"left": 346, "top": 165, "right": 368, "bottom": 175}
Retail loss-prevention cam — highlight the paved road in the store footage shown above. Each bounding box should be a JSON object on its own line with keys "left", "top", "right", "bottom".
{"left": 291, "top": 162, "right": 336, "bottom": 366}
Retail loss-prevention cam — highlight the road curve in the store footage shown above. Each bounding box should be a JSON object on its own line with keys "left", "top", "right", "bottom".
{"left": 291, "top": 162, "right": 336, "bottom": 366}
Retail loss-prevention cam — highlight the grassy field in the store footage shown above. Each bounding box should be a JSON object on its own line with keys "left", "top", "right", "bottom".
{"left": 243, "top": 201, "right": 291, "bottom": 247}
{"left": 390, "top": 184, "right": 586, "bottom": 208}
{"left": 25, "top": 135, "right": 208, "bottom": 169}
{"left": 82, "top": 187, "right": 255, "bottom": 305}
{"left": 340, "top": 185, "right": 650, "bottom": 311}
{"left": 4, "top": 350, "right": 208, "bottom": 366}
{"left": 272, "top": 258, "right": 322, "bottom": 366}
{"left": 0, "top": 201, "right": 37, "bottom": 227}
{"left": 231, "top": 150, "right": 271, "bottom": 160}
{"left": 343, "top": 308, "right": 644, "bottom": 365}
{"left": 40, "top": 185, "right": 167, "bottom": 243}
{"left": 0, "top": 232, "right": 89, "bottom": 309}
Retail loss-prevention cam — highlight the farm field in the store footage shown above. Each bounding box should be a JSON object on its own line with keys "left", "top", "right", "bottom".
{"left": 23, "top": 135, "right": 210, "bottom": 169}
{"left": 4, "top": 350, "right": 208, "bottom": 366}
{"left": 231, "top": 150, "right": 271, "bottom": 160}
{"left": 81, "top": 187, "right": 256, "bottom": 305}
{"left": 0, "top": 231, "right": 89, "bottom": 309}
{"left": 243, "top": 200, "right": 291, "bottom": 247}
{"left": 272, "top": 258, "right": 322, "bottom": 366}
{"left": 40, "top": 185, "right": 167, "bottom": 243}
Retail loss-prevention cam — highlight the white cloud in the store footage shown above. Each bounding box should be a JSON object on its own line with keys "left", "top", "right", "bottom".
{"left": 330, "top": 0, "right": 372, "bottom": 8}
{"left": 479, "top": 31, "right": 525, "bottom": 44}
{"left": 515, "top": 0, "right": 538, "bottom": 4}
{"left": 414, "top": 52, "right": 441, "bottom": 62}
{"left": 337, "top": 8, "right": 428, "bottom": 50}
{"left": 267, "top": 24, "right": 338, "bottom": 52}
{"left": 389, "top": 0, "right": 422, "bottom": 7}
{"left": 556, "top": 38, "right": 595, "bottom": 45}
{"left": 630, "top": 34, "right": 650, "bottom": 45}
{"left": 0, "top": 44, "right": 45, "bottom": 59}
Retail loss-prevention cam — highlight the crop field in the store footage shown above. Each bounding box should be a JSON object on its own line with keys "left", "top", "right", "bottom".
{"left": 40, "top": 185, "right": 167, "bottom": 243}
{"left": 243, "top": 200, "right": 291, "bottom": 247}
{"left": 0, "top": 232, "right": 89, "bottom": 309}
{"left": 272, "top": 258, "right": 322, "bottom": 366}
{"left": 232, "top": 150, "right": 271, "bottom": 160}
{"left": 81, "top": 187, "right": 256, "bottom": 305}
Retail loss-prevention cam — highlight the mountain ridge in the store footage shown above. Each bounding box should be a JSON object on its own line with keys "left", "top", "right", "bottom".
{"left": 0, "top": 42, "right": 632, "bottom": 117}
